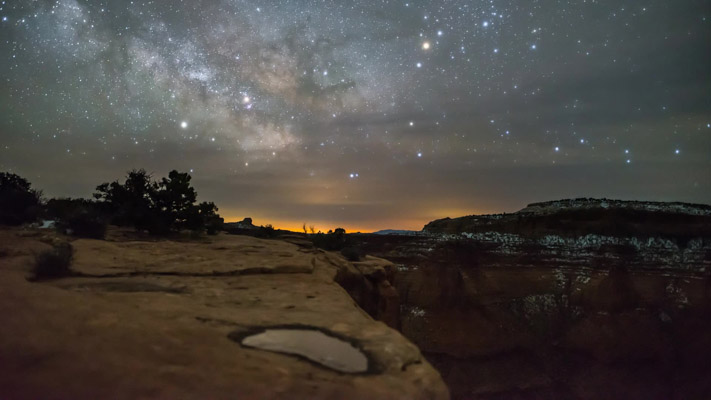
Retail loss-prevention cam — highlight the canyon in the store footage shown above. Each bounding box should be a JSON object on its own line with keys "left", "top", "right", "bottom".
{"left": 1, "top": 198, "right": 709, "bottom": 399}
{"left": 355, "top": 199, "right": 711, "bottom": 399}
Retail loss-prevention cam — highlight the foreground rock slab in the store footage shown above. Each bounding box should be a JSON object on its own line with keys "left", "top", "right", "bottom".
{"left": 0, "top": 228, "right": 448, "bottom": 400}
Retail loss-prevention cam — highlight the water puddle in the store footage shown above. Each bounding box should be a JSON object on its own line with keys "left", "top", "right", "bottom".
{"left": 239, "top": 328, "right": 369, "bottom": 373}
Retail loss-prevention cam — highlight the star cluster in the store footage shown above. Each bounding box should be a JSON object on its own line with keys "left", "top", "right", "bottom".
{"left": 1, "top": 0, "right": 709, "bottom": 231}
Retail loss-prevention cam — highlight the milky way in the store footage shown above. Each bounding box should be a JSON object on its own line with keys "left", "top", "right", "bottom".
{"left": 1, "top": 0, "right": 710, "bottom": 231}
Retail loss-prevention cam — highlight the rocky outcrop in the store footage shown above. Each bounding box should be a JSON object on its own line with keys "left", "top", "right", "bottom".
{"left": 357, "top": 200, "right": 711, "bottom": 400}
{"left": 0, "top": 227, "right": 448, "bottom": 399}
{"left": 424, "top": 198, "right": 711, "bottom": 239}
{"left": 334, "top": 254, "right": 401, "bottom": 330}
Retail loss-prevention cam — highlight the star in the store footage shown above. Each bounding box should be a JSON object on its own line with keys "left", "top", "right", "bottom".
{"left": 0, "top": 0, "right": 707, "bottom": 233}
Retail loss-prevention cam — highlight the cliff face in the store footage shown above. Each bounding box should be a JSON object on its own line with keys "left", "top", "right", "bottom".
{"left": 0, "top": 227, "right": 448, "bottom": 399}
{"left": 358, "top": 200, "right": 711, "bottom": 400}
{"left": 424, "top": 198, "right": 711, "bottom": 239}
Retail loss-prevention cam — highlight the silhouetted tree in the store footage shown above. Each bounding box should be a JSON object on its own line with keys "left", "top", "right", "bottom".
{"left": 94, "top": 169, "right": 154, "bottom": 228}
{"left": 94, "top": 169, "right": 222, "bottom": 235}
{"left": 152, "top": 170, "right": 197, "bottom": 232}
{"left": 312, "top": 227, "right": 349, "bottom": 251}
{"left": 0, "top": 172, "right": 42, "bottom": 225}
{"left": 190, "top": 201, "right": 223, "bottom": 234}
{"left": 46, "top": 198, "right": 107, "bottom": 239}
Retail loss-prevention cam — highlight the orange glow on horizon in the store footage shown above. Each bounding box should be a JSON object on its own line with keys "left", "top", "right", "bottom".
{"left": 221, "top": 207, "right": 490, "bottom": 233}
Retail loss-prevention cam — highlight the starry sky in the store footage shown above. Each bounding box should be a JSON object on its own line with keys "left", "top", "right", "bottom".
{"left": 1, "top": 0, "right": 710, "bottom": 232}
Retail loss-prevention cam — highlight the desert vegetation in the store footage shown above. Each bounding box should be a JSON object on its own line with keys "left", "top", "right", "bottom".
{"left": 31, "top": 242, "right": 73, "bottom": 281}
{"left": 310, "top": 228, "right": 365, "bottom": 261}
{"left": 0, "top": 172, "right": 42, "bottom": 225}
{"left": 94, "top": 169, "right": 223, "bottom": 235}
{"left": 0, "top": 170, "right": 223, "bottom": 238}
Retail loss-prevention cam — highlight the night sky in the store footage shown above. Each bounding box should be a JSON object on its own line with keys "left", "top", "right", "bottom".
{"left": 1, "top": 1, "right": 710, "bottom": 231}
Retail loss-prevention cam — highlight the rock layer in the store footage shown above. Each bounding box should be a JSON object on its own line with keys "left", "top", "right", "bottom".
{"left": 358, "top": 201, "right": 711, "bottom": 400}
{"left": 0, "top": 227, "right": 448, "bottom": 400}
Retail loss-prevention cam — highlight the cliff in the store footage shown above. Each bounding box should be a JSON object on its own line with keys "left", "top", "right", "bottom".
{"left": 0, "top": 226, "right": 448, "bottom": 399}
{"left": 424, "top": 198, "right": 711, "bottom": 238}
{"left": 357, "top": 199, "right": 711, "bottom": 399}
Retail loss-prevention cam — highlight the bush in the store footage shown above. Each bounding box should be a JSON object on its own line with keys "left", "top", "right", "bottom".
{"left": 47, "top": 198, "right": 108, "bottom": 239}
{"left": 205, "top": 216, "right": 224, "bottom": 235}
{"left": 312, "top": 228, "right": 347, "bottom": 251}
{"left": 94, "top": 169, "right": 223, "bottom": 235}
{"left": 255, "top": 224, "right": 278, "bottom": 238}
{"left": 63, "top": 212, "right": 108, "bottom": 239}
{"left": 0, "top": 172, "right": 42, "bottom": 225}
{"left": 340, "top": 246, "right": 363, "bottom": 262}
{"left": 32, "top": 242, "right": 73, "bottom": 280}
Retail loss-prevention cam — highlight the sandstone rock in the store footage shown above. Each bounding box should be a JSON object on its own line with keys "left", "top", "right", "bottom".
{"left": 0, "top": 227, "right": 448, "bottom": 400}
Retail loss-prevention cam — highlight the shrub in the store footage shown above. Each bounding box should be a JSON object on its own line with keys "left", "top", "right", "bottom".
{"left": 94, "top": 169, "right": 154, "bottom": 228}
{"left": 32, "top": 242, "right": 73, "bottom": 280}
{"left": 312, "top": 228, "right": 348, "bottom": 251}
{"left": 47, "top": 198, "right": 108, "bottom": 239}
{"left": 0, "top": 172, "right": 42, "bottom": 225}
{"left": 205, "top": 215, "right": 224, "bottom": 235}
{"left": 255, "top": 224, "right": 278, "bottom": 238}
{"left": 63, "top": 211, "right": 108, "bottom": 239}
{"left": 94, "top": 169, "right": 223, "bottom": 235}
{"left": 340, "top": 246, "right": 364, "bottom": 262}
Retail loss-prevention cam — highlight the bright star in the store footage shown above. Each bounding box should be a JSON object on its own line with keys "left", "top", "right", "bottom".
{"left": 180, "top": 121, "right": 188, "bottom": 129}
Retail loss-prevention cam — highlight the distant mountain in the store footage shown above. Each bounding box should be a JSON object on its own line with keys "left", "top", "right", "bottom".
{"left": 423, "top": 198, "right": 711, "bottom": 237}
